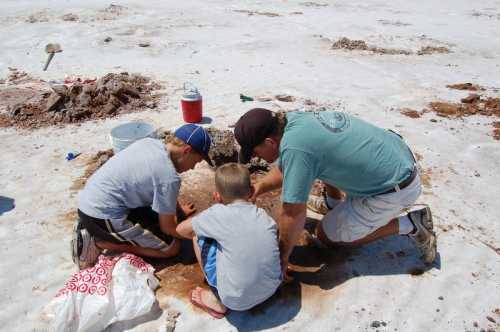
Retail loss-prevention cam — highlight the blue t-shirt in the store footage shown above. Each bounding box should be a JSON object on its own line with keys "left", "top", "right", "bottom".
{"left": 78, "top": 138, "right": 180, "bottom": 220}
{"left": 278, "top": 111, "right": 415, "bottom": 203}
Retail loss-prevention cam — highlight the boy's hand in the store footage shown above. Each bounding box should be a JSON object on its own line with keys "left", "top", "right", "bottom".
{"left": 180, "top": 201, "right": 196, "bottom": 217}
{"left": 249, "top": 183, "right": 261, "bottom": 203}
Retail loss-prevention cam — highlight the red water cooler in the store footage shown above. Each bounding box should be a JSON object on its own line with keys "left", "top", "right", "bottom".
{"left": 181, "top": 83, "right": 203, "bottom": 123}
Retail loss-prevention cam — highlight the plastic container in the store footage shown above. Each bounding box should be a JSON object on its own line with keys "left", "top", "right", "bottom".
{"left": 109, "top": 122, "right": 157, "bottom": 153}
{"left": 181, "top": 82, "right": 202, "bottom": 123}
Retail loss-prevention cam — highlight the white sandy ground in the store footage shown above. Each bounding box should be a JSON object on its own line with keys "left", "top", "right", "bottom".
{"left": 0, "top": 0, "right": 499, "bottom": 331}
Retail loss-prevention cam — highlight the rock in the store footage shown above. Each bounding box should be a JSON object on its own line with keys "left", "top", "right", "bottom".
{"left": 61, "top": 13, "right": 79, "bottom": 21}
{"left": 256, "top": 96, "right": 273, "bottom": 102}
{"left": 486, "top": 316, "right": 496, "bottom": 323}
{"left": 104, "top": 36, "right": 113, "bottom": 42}
{"left": 438, "top": 296, "right": 444, "bottom": 300}
{"left": 138, "top": 42, "right": 151, "bottom": 47}
{"left": 473, "top": 322, "right": 479, "bottom": 327}
{"left": 275, "top": 94, "right": 296, "bottom": 102}
{"left": 51, "top": 84, "right": 68, "bottom": 96}
{"left": 371, "top": 321, "right": 381, "bottom": 328}
{"left": 44, "top": 93, "right": 64, "bottom": 112}
{"left": 461, "top": 93, "right": 480, "bottom": 104}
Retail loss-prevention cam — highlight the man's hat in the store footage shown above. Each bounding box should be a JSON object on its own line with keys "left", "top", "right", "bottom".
{"left": 175, "top": 124, "right": 213, "bottom": 166}
{"left": 234, "top": 108, "right": 278, "bottom": 164}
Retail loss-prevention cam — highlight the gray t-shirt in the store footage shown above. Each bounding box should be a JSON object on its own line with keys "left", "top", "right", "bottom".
{"left": 192, "top": 202, "right": 282, "bottom": 311}
{"left": 78, "top": 138, "right": 180, "bottom": 220}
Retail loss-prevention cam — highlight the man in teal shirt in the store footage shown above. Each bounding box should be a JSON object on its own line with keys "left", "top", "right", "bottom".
{"left": 234, "top": 108, "right": 436, "bottom": 279}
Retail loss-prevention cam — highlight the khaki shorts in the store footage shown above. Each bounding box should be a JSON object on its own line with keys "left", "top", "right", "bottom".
{"left": 321, "top": 173, "right": 422, "bottom": 243}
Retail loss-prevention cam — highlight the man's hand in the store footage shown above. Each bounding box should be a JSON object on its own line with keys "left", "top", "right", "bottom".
{"left": 180, "top": 201, "right": 196, "bottom": 217}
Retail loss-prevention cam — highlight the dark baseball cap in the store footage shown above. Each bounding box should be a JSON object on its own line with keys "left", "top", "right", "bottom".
{"left": 234, "top": 108, "right": 278, "bottom": 164}
{"left": 175, "top": 124, "right": 213, "bottom": 166}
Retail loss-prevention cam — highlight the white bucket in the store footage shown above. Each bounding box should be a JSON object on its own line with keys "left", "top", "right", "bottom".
{"left": 109, "top": 122, "right": 157, "bottom": 153}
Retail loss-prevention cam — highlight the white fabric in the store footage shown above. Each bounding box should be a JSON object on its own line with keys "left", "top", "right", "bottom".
{"left": 44, "top": 254, "right": 159, "bottom": 332}
{"left": 321, "top": 173, "right": 422, "bottom": 243}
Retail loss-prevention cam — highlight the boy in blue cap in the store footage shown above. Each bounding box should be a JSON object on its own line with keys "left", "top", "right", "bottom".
{"left": 73, "top": 124, "right": 212, "bottom": 270}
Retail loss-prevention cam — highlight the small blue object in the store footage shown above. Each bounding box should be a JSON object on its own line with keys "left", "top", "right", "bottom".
{"left": 66, "top": 151, "right": 81, "bottom": 161}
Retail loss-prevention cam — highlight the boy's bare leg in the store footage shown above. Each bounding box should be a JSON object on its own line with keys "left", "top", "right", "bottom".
{"left": 191, "top": 237, "right": 227, "bottom": 314}
{"left": 96, "top": 239, "right": 181, "bottom": 258}
{"left": 316, "top": 218, "right": 399, "bottom": 247}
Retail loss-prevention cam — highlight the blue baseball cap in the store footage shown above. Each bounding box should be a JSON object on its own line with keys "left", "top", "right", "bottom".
{"left": 174, "top": 124, "right": 213, "bottom": 166}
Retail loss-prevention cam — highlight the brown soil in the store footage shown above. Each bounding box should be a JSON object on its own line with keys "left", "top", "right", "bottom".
{"left": 0, "top": 72, "right": 161, "bottom": 129}
{"left": 400, "top": 108, "right": 421, "bottom": 118}
{"left": 493, "top": 121, "right": 500, "bottom": 140}
{"left": 332, "top": 37, "right": 450, "bottom": 56}
{"left": 71, "top": 150, "right": 114, "bottom": 190}
{"left": 446, "top": 83, "right": 485, "bottom": 91}
{"left": 233, "top": 10, "right": 280, "bottom": 17}
{"left": 417, "top": 46, "right": 450, "bottom": 55}
{"left": 424, "top": 97, "right": 500, "bottom": 118}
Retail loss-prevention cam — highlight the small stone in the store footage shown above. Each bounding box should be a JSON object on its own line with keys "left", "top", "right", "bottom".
{"left": 371, "top": 321, "right": 381, "bottom": 328}
{"left": 438, "top": 296, "right": 444, "bottom": 300}
{"left": 44, "top": 93, "right": 63, "bottom": 112}
{"left": 62, "top": 13, "right": 79, "bottom": 21}
{"left": 381, "top": 322, "right": 387, "bottom": 327}
{"left": 474, "top": 171, "right": 480, "bottom": 177}
{"left": 275, "top": 94, "right": 296, "bottom": 102}
{"left": 138, "top": 42, "right": 151, "bottom": 47}
{"left": 461, "top": 93, "right": 480, "bottom": 104}
{"left": 104, "top": 36, "right": 113, "bottom": 43}
{"left": 486, "top": 316, "right": 496, "bottom": 323}
{"left": 473, "top": 322, "right": 479, "bottom": 327}
{"left": 430, "top": 118, "right": 438, "bottom": 122}
{"left": 436, "top": 309, "right": 440, "bottom": 312}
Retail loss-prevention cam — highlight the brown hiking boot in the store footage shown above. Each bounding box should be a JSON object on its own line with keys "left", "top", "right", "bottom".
{"left": 407, "top": 206, "right": 437, "bottom": 264}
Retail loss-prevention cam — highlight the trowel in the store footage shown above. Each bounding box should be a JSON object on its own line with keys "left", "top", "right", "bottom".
{"left": 43, "top": 43, "right": 62, "bottom": 71}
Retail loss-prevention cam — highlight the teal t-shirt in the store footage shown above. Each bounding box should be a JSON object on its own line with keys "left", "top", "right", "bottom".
{"left": 278, "top": 111, "right": 415, "bottom": 203}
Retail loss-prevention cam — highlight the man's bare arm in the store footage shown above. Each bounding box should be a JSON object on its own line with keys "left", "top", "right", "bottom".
{"left": 159, "top": 213, "right": 183, "bottom": 238}
{"left": 253, "top": 166, "right": 283, "bottom": 200}
{"left": 278, "top": 202, "right": 307, "bottom": 277}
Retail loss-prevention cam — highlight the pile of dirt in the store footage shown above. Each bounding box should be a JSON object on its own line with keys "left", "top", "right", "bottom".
{"left": 493, "top": 122, "right": 500, "bottom": 140}
{"left": 446, "top": 83, "right": 485, "bottom": 91}
{"left": 400, "top": 108, "right": 421, "bottom": 118}
{"left": 2, "top": 67, "right": 35, "bottom": 85}
{"left": 332, "top": 37, "right": 450, "bottom": 55}
{"left": 417, "top": 46, "right": 450, "bottom": 55}
{"left": 206, "top": 128, "right": 239, "bottom": 166}
{"left": 425, "top": 96, "right": 500, "bottom": 118}
{"left": 0, "top": 72, "right": 161, "bottom": 129}
{"left": 71, "top": 150, "right": 114, "bottom": 190}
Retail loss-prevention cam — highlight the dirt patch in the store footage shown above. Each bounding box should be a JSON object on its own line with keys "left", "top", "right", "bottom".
{"left": 400, "top": 108, "right": 421, "bottom": 118}
{"left": 424, "top": 97, "right": 500, "bottom": 118}
{"left": 332, "top": 37, "right": 450, "bottom": 56}
{"left": 417, "top": 46, "right": 450, "bottom": 55}
{"left": 71, "top": 150, "right": 114, "bottom": 190}
{"left": 0, "top": 72, "right": 161, "bottom": 129}
{"left": 446, "top": 83, "right": 485, "bottom": 91}
{"left": 493, "top": 122, "right": 500, "bottom": 140}
{"left": 233, "top": 10, "right": 280, "bottom": 17}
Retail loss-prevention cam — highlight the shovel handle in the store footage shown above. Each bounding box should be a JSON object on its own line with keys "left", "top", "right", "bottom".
{"left": 43, "top": 53, "right": 55, "bottom": 71}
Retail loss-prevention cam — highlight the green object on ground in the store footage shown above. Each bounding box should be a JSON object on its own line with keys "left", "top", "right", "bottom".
{"left": 240, "top": 94, "right": 254, "bottom": 102}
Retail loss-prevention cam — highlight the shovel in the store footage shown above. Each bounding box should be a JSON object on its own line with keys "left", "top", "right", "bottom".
{"left": 43, "top": 43, "right": 62, "bottom": 71}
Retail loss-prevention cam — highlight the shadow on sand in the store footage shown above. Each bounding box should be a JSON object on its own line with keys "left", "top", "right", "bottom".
{"left": 0, "top": 196, "right": 15, "bottom": 216}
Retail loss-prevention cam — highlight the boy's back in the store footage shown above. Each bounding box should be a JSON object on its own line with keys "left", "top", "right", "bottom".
{"left": 192, "top": 201, "right": 281, "bottom": 311}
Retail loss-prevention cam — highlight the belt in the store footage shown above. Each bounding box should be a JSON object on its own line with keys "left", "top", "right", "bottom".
{"left": 381, "top": 166, "right": 418, "bottom": 195}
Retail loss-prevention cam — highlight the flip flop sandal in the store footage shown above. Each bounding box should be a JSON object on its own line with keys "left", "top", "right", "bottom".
{"left": 190, "top": 290, "right": 226, "bottom": 319}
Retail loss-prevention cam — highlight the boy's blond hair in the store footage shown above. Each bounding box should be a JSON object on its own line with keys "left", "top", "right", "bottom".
{"left": 215, "top": 163, "right": 251, "bottom": 202}
{"left": 165, "top": 135, "right": 188, "bottom": 147}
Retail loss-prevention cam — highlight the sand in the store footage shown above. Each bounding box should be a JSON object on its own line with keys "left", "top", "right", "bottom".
{"left": 1, "top": 1, "right": 499, "bottom": 331}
